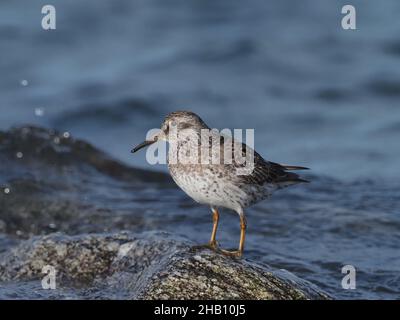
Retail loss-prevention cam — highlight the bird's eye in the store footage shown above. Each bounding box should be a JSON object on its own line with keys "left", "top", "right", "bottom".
{"left": 163, "top": 124, "right": 169, "bottom": 134}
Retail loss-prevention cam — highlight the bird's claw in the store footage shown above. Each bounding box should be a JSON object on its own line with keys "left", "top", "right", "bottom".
{"left": 217, "top": 248, "right": 243, "bottom": 258}
{"left": 191, "top": 241, "right": 219, "bottom": 252}
{"left": 208, "top": 240, "right": 219, "bottom": 250}
{"left": 191, "top": 243, "right": 242, "bottom": 258}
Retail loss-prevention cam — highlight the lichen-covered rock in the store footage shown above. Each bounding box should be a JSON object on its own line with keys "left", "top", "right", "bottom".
{"left": 139, "top": 251, "right": 328, "bottom": 300}
{"left": 0, "top": 231, "right": 330, "bottom": 300}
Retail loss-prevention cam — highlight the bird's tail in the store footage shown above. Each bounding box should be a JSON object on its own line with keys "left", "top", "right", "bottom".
{"left": 283, "top": 172, "right": 310, "bottom": 184}
{"left": 279, "top": 163, "right": 310, "bottom": 184}
{"left": 268, "top": 161, "right": 310, "bottom": 185}
{"left": 280, "top": 164, "right": 309, "bottom": 171}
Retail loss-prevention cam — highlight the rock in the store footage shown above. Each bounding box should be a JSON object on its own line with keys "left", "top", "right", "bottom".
{"left": 0, "top": 126, "right": 174, "bottom": 239}
{"left": 0, "top": 125, "right": 172, "bottom": 183}
{"left": 0, "top": 231, "right": 331, "bottom": 299}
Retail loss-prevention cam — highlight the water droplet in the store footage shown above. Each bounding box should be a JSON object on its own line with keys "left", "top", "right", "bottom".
{"left": 4, "top": 187, "right": 10, "bottom": 194}
{"left": 34, "top": 108, "right": 44, "bottom": 117}
{"left": 16, "top": 152, "right": 23, "bottom": 159}
{"left": 63, "top": 132, "right": 70, "bottom": 138}
{"left": 53, "top": 137, "right": 60, "bottom": 144}
{"left": 20, "top": 79, "right": 28, "bottom": 86}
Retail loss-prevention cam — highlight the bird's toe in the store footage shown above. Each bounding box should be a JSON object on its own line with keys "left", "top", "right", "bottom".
{"left": 218, "top": 248, "right": 242, "bottom": 258}
{"left": 191, "top": 242, "right": 219, "bottom": 252}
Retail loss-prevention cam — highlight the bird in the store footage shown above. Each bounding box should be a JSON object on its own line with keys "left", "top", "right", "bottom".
{"left": 131, "top": 111, "right": 309, "bottom": 257}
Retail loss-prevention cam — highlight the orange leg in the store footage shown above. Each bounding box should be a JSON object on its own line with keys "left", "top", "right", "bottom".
{"left": 238, "top": 214, "right": 247, "bottom": 254}
{"left": 219, "top": 214, "right": 247, "bottom": 258}
{"left": 209, "top": 207, "right": 219, "bottom": 249}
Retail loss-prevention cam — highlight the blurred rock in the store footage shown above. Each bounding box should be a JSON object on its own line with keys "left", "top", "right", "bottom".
{"left": 0, "top": 126, "right": 174, "bottom": 238}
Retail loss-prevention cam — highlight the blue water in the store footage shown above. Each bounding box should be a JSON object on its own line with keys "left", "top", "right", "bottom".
{"left": 0, "top": 0, "right": 399, "bottom": 299}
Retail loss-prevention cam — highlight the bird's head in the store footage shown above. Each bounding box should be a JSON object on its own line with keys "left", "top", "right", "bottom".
{"left": 131, "top": 111, "right": 208, "bottom": 153}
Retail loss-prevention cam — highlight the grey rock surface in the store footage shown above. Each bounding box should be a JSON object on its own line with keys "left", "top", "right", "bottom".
{"left": 0, "top": 231, "right": 330, "bottom": 300}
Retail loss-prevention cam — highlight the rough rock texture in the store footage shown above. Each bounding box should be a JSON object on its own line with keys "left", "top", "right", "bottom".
{"left": 0, "top": 231, "right": 330, "bottom": 300}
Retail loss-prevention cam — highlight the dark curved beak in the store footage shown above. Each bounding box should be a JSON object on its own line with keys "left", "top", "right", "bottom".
{"left": 131, "top": 138, "right": 157, "bottom": 153}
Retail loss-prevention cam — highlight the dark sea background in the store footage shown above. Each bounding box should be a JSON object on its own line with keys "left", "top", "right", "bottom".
{"left": 0, "top": 0, "right": 399, "bottom": 299}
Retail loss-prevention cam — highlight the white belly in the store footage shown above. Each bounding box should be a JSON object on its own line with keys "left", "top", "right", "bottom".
{"left": 168, "top": 165, "right": 252, "bottom": 212}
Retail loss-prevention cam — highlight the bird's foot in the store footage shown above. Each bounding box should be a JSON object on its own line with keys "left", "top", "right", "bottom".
{"left": 191, "top": 241, "right": 219, "bottom": 252}
{"left": 217, "top": 248, "right": 243, "bottom": 258}
{"left": 191, "top": 243, "right": 242, "bottom": 258}
{"left": 208, "top": 240, "right": 219, "bottom": 250}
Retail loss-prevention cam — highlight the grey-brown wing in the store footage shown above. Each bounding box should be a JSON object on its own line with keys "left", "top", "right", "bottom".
{"left": 216, "top": 135, "right": 308, "bottom": 185}
{"left": 234, "top": 142, "right": 309, "bottom": 186}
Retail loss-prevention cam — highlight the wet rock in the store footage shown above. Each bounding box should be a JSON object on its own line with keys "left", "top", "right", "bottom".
{"left": 0, "top": 125, "right": 171, "bottom": 183}
{"left": 0, "top": 126, "right": 174, "bottom": 238}
{"left": 0, "top": 231, "right": 330, "bottom": 299}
